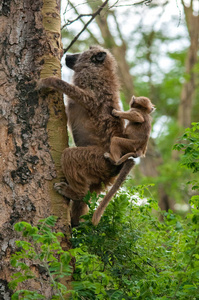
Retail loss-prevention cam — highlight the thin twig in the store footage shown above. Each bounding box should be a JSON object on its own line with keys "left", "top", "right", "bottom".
{"left": 65, "top": 0, "right": 99, "bottom": 13}
{"left": 62, "top": 13, "right": 94, "bottom": 29}
{"left": 63, "top": 0, "right": 109, "bottom": 53}
{"left": 175, "top": 0, "right": 182, "bottom": 27}
{"left": 114, "top": 0, "right": 153, "bottom": 7}
{"left": 63, "top": 0, "right": 99, "bottom": 44}
{"left": 112, "top": 11, "right": 126, "bottom": 45}
{"left": 108, "top": 0, "right": 120, "bottom": 10}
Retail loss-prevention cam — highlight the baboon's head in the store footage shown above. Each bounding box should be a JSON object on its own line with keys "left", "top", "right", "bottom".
{"left": 65, "top": 45, "right": 117, "bottom": 74}
{"left": 130, "top": 96, "right": 155, "bottom": 114}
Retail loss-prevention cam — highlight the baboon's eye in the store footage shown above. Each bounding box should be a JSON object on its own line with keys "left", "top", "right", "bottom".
{"left": 91, "top": 52, "right": 107, "bottom": 64}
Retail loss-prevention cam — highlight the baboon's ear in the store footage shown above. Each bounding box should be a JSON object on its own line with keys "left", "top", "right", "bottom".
{"left": 91, "top": 52, "right": 107, "bottom": 64}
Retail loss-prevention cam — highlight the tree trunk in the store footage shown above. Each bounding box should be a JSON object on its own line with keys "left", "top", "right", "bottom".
{"left": 0, "top": 0, "right": 69, "bottom": 297}
{"left": 178, "top": 0, "right": 199, "bottom": 128}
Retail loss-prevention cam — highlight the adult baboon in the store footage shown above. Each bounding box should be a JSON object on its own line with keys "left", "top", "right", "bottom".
{"left": 39, "top": 46, "right": 135, "bottom": 226}
{"left": 39, "top": 46, "right": 124, "bottom": 150}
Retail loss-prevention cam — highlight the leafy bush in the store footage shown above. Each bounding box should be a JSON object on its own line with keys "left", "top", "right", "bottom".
{"left": 72, "top": 186, "right": 199, "bottom": 299}
{"left": 9, "top": 123, "right": 199, "bottom": 299}
{"left": 173, "top": 122, "right": 199, "bottom": 174}
{"left": 9, "top": 216, "right": 72, "bottom": 299}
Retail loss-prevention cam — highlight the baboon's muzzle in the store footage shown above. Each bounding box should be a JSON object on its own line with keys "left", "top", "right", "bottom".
{"left": 65, "top": 54, "right": 79, "bottom": 70}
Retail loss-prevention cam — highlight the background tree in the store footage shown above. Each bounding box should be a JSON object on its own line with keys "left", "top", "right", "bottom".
{"left": 61, "top": 0, "right": 199, "bottom": 213}
{"left": 178, "top": 0, "right": 199, "bottom": 128}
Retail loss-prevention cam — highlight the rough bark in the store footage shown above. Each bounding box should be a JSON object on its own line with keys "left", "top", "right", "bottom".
{"left": 0, "top": 0, "right": 69, "bottom": 297}
{"left": 178, "top": 0, "right": 199, "bottom": 128}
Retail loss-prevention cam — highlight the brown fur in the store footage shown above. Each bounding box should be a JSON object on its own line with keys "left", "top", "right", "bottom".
{"left": 92, "top": 96, "right": 154, "bottom": 226}
{"left": 38, "top": 46, "right": 135, "bottom": 226}
{"left": 54, "top": 146, "right": 123, "bottom": 226}
{"left": 104, "top": 96, "right": 155, "bottom": 165}
{"left": 39, "top": 46, "right": 124, "bottom": 150}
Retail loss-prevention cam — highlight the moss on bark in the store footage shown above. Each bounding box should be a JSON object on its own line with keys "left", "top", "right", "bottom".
{"left": 40, "top": 0, "right": 70, "bottom": 229}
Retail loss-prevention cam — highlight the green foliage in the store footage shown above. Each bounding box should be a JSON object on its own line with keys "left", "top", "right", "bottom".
{"left": 71, "top": 184, "right": 199, "bottom": 299}
{"left": 133, "top": 122, "right": 199, "bottom": 210}
{"left": 173, "top": 122, "right": 199, "bottom": 173}
{"left": 10, "top": 126, "right": 199, "bottom": 299}
{"left": 10, "top": 191, "right": 199, "bottom": 299}
{"left": 9, "top": 216, "right": 71, "bottom": 299}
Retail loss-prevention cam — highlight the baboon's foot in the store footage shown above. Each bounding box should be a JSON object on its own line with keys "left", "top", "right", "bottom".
{"left": 54, "top": 182, "right": 69, "bottom": 198}
{"left": 54, "top": 182, "right": 82, "bottom": 201}
{"left": 134, "top": 150, "right": 143, "bottom": 158}
{"left": 104, "top": 152, "right": 117, "bottom": 165}
{"left": 104, "top": 152, "right": 110, "bottom": 159}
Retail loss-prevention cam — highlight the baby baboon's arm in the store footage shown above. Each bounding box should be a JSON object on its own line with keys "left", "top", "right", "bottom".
{"left": 38, "top": 77, "right": 95, "bottom": 111}
{"left": 112, "top": 109, "right": 144, "bottom": 123}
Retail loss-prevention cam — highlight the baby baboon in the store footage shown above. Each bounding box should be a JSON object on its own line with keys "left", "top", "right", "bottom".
{"left": 104, "top": 96, "right": 155, "bottom": 165}
{"left": 38, "top": 46, "right": 135, "bottom": 226}
{"left": 92, "top": 96, "right": 154, "bottom": 226}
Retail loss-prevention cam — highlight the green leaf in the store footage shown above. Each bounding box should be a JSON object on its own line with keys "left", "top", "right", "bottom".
{"left": 39, "top": 215, "right": 58, "bottom": 227}
{"left": 11, "top": 290, "right": 45, "bottom": 300}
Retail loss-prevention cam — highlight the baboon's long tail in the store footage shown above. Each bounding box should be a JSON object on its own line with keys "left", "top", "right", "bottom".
{"left": 92, "top": 159, "right": 135, "bottom": 226}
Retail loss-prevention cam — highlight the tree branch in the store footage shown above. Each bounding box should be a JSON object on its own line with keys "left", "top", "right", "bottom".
{"left": 62, "top": 13, "right": 94, "bottom": 29}
{"left": 111, "top": 11, "right": 126, "bottom": 46}
{"left": 62, "top": 0, "right": 99, "bottom": 44}
{"left": 114, "top": 0, "right": 153, "bottom": 7}
{"left": 63, "top": 0, "right": 109, "bottom": 53}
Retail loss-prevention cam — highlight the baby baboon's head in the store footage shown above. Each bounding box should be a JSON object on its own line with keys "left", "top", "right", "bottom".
{"left": 65, "top": 45, "right": 117, "bottom": 74}
{"left": 130, "top": 96, "right": 155, "bottom": 114}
